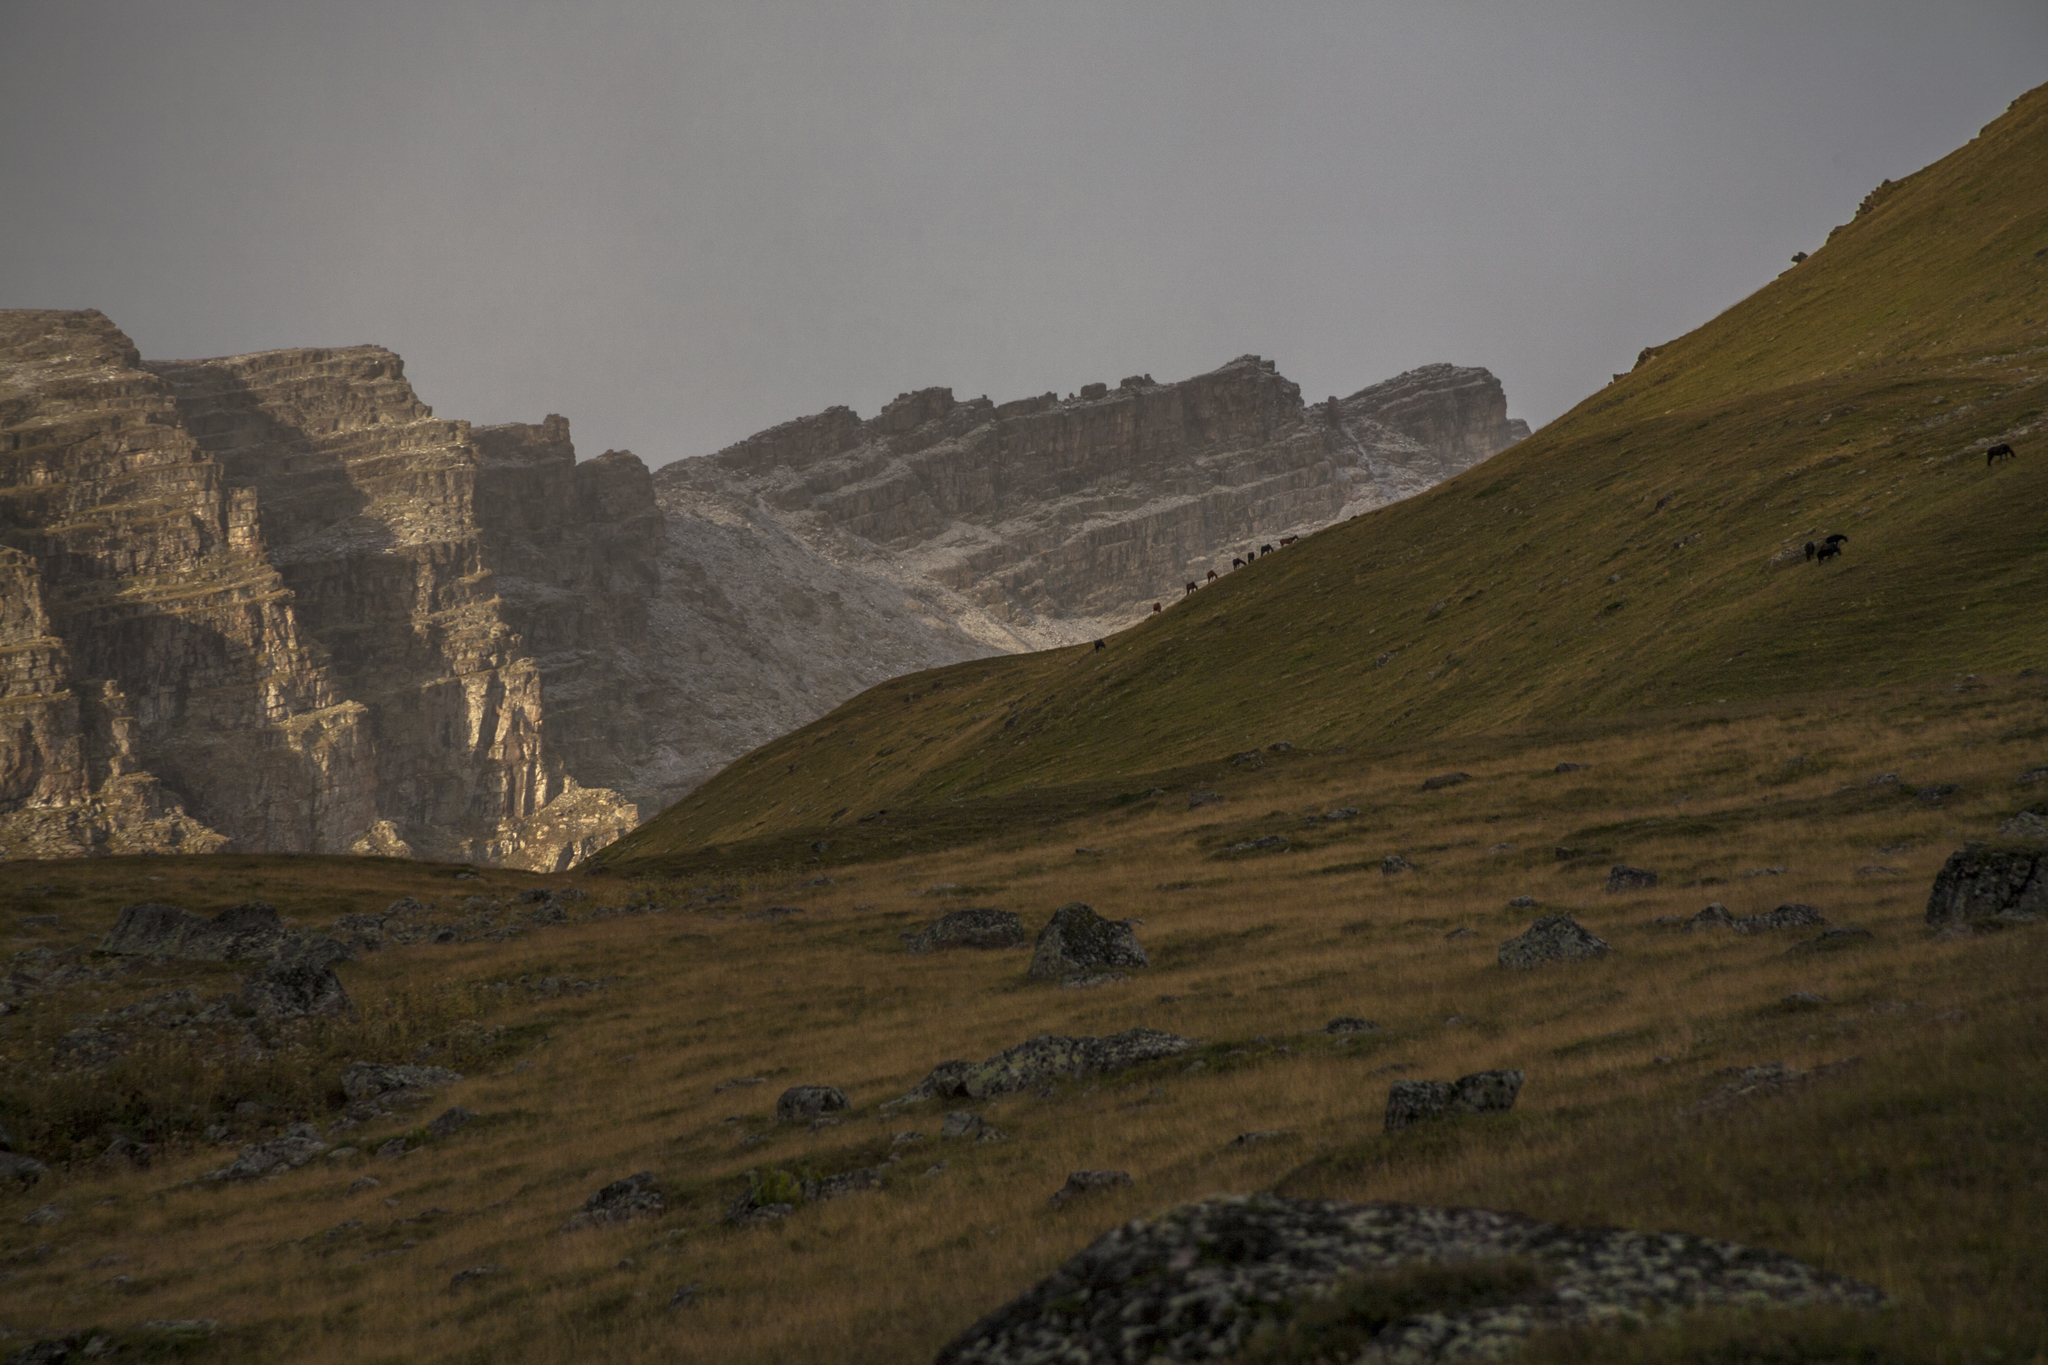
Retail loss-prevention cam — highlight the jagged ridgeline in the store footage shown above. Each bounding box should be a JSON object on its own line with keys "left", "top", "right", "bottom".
{"left": 1, "top": 308, "right": 1519, "bottom": 866}
{"left": 602, "top": 83, "right": 2048, "bottom": 875}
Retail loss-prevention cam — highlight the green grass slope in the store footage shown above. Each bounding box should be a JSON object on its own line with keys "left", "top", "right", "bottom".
{"left": 603, "top": 84, "right": 2048, "bottom": 874}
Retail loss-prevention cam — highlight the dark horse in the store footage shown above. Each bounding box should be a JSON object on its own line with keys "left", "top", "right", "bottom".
{"left": 1987, "top": 442, "right": 2016, "bottom": 466}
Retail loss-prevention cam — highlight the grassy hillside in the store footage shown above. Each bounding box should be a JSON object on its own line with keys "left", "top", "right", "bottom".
{"left": 601, "top": 83, "right": 2048, "bottom": 876}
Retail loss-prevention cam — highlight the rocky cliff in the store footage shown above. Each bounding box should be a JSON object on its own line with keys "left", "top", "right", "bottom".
{"left": 0, "top": 310, "right": 638, "bottom": 869}
{"left": 1, "top": 309, "right": 1523, "bottom": 859}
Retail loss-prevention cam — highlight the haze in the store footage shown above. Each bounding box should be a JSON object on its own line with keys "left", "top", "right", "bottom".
{"left": 4, "top": 2, "right": 2043, "bottom": 466}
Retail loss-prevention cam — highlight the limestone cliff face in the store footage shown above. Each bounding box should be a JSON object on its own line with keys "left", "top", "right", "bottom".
{"left": 0, "top": 310, "right": 636, "bottom": 869}
{"left": 2, "top": 310, "right": 1524, "bottom": 856}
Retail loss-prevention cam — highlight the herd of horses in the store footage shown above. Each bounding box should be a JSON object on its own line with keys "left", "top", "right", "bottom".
{"left": 1096, "top": 441, "right": 2022, "bottom": 649}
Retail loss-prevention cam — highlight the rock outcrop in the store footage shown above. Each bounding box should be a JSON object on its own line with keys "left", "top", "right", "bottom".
{"left": 4, "top": 309, "right": 1525, "bottom": 859}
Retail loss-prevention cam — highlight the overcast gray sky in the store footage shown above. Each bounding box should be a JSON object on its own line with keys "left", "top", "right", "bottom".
{"left": 4, "top": 3, "right": 2043, "bottom": 466}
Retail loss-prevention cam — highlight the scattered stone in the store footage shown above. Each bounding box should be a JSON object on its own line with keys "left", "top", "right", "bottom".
{"left": 1917, "top": 783, "right": 1962, "bottom": 805}
{"left": 776, "top": 1086, "right": 850, "bottom": 1123}
{"left": 746, "top": 906, "right": 805, "bottom": 922}
{"left": 712, "top": 1076, "right": 766, "bottom": 1093}
{"left": 939, "top": 1112, "right": 986, "bottom": 1140}
{"left": 1925, "top": 843, "right": 2047, "bottom": 926}
{"left": 1487, "top": 842, "right": 1517, "bottom": 853}
{"left": 1682, "top": 903, "right": 1733, "bottom": 932}
{"left": 202, "top": 1122, "right": 328, "bottom": 1182}
{"left": 0, "top": 1152, "right": 49, "bottom": 1189}
{"left": 1497, "top": 915, "right": 1610, "bottom": 969}
{"left": 1381, "top": 854, "right": 1413, "bottom": 875}
{"left": 1789, "top": 926, "right": 1874, "bottom": 953}
{"left": 1553, "top": 846, "right": 1581, "bottom": 861}
{"left": 1784, "top": 991, "right": 1826, "bottom": 1006}
{"left": 341, "top": 1062, "right": 464, "bottom": 1103}
{"left": 1227, "top": 834, "right": 1290, "bottom": 854}
{"left": 564, "top": 1171, "right": 666, "bottom": 1231}
{"left": 1384, "top": 1070, "right": 1525, "bottom": 1132}
{"left": 1997, "top": 810, "right": 2048, "bottom": 839}
{"left": 1323, "top": 1017, "right": 1378, "bottom": 1034}
{"left": 426, "top": 1106, "right": 476, "bottom": 1139}
{"left": 239, "top": 958, "right": 352, "bottom": 1020}
{"left": 1689, "top": 1058, "right": 1861, "bottom": 1115}
{"left": 1605, "top": 865, "right": 1658, "bottom": 892}
{"left": 904, "top": 1029, "right": 1196, "bottom": 1103}
{"left": 1325, "top": 807, "right": 1359, "bottom": 820}
{"left": 1443, "top": 926, "right": 1474, "bottom": 940}
{"left": 101, "top": 900, "right": 294, "bottom": 960}
{"left": 1741, "top": 865, "right": 1788, "bottom": 878}
{"left": 449, "top": 1264, "right": 504, "bottom": 1289}
{"left": 932, "top": 1194, "right": 1884, "bottom": 1365}
{"left": 1188, "top": 791, "right": 1221, "bottom": 810}
{"left": 21, "top": 1203, "right": 66, "bottom": 1227}
{"left": 669, "top": 1283, "right": 704, "bottom": 1309}
{"left": 2019, "top": 766, "right": 2048, "bottom": 786}
{"left": 98, "top": 1134, "right": 154, "bottom": 1171}
{"left": 1059, "top": 972, "right": 1126, "bottom": 990}
{"left": 1420, "top": 772, "right": 1470, "bottom": 791}
{"left": 1228, "top": 1131, "right": 1288, "bottom": 1148}
{"left": 1026, "top": 903, "right": 1147, "bottom": 980}
{"left": 1554, "top": 762, "right": 1592, "bottom": 772}
{"left": 348, "top": 1176, "right": 381, "bottom": 1194}
{"left": 1507, "top": 895, "right": 1537, "bottom": 909}
{"left": 1048, "top": 1170, "right": 1131, "bottom": 1206}
{"left": 901, "top": 912, "right": 1019, "bottom": 957}
{"left": 376, "top": 1139, "right": 408, "bottom": 1159}
{"left": 1732, "top": 903, "right": 1827, "bottom": 935}
{"left": 1856, "top": 865, "right": 1904, "bottom": 876}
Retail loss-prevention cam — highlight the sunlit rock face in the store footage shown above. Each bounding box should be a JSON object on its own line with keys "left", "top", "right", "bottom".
{"left": 2, "top": 311, "right": 1523, "bottom": 855}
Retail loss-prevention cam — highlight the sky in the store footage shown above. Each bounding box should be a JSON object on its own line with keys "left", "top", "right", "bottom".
{"left": 4, "top": 3, "right": 2044, "bottom": 468}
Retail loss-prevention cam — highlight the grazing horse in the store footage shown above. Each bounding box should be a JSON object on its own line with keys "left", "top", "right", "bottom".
{"left": 1279, "top": 536, "right": 1297, "bottom": 547}
{"left": 1093, "top": 639, "right": 1105, "bottom": 651}
{"left": 1232, "top": 558, "right": 1244, "bottom": 568}
{"left": 1987, "top": 442, "right": 2016, "bottom": 466}
{"left": 1816, "top": 541, "right": 1842, "bottom": 563}
{"left": 1184, "top": 581, "right": 1198, "bottom": 596}
{"left": 1260, "top": 544, "right": 1274, "bottom": 554}
{"left": 1206, "top": 569, "right": 1218, "bottom": 582}
{"left": 1804, "top": 541, "right": 1817, "bottom": 561}
{"left": 1152, "top": 602, "right": 1161, "bottom": 613}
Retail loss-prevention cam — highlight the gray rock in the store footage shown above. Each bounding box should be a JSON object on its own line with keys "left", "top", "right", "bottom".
{"left": 776, "top": 1085, "right": 850, "bottom": 1123}
{"left": 1997, "top": 810, "right": 2048, "bottom": 839}
{"left": 1685, "top": 902, "right": 1734, "bottom": 931}
{"left": 940, "top": 1112, "right": 985, "bottom": 1139}
{"left": 203, "top": 1122, "right": 328, "bottom": 1182}
{"left": 1420, "top": 772, "right": 1470, "bottom": 791}
{"left": 563, "top": 1171, "right": 665, "bottom": 1230}
{"left": 1783, "top": 991, "right": 1826, "bottom": 1006}
{"left": 0, "top": 1151, "right": 48, "bottom": 1189}
{"left": 1740, "top": 865, "right": 1788, "bottom": 878}
{"left": 904, "top": 908, "right": 1027, "bottom": 955}
{"left": 239, "top": 959, "right": 351, "bottom": 1020}
{"left": 1385, "top": 1070, "right": 1525, "bottom": 1132}
{"left": 1443, "top": 926, "right": 1474, "bottom": 939}
{"left": 102, "top": 899, "right": 283, "bottom": 959}
{"left": 1058, "top": 972, "right": 1127, "bottom": 990}
{"left": 2020, "top": 766, "right": 2048, "bottom": 786}
{"left": 1381, "top": 854, "right": 1413, "bottom": 875}
{"left": 1323, "top": 1016, "right": 1378, "bottom": 1034}
{"left": 1026, "top": 903, "right": 1147, "bottom": 980}
{"left": 1188, "top": 791, "right": 1220, "bottom": 810}
{"left": 426, "top": 1106, "right": 477, "bottom": 1139}
{"left": 1789, "top": 925, "right": 1874, "bottom": 953}
{"left": 1497, "top": 915, "right": 1610, "bottom": 969}
{"left": 1605, "top": 865, "right": 1658, "bottom": 892}
{"left": 1689, "top": 1058, "right": 1861, "bottom": 1115}
{"left": 1554, "top": 761, "right": 1592, "bottom": 772}
{"left": 1048, "top": 1170, "right": 1131, "bottom": 1206}
{"left": 1732, "top": 903, "right": 1827, "bottom": 935}
{"left": 1325, "top": 807, "right": 1359, "bottom": 820}
{"left": 1916, "top": 783, "right": 1962, "bottom": 805}
{"left": 21, "top": 1203, "right": 66, "bottom": 1226}
{"left": 1507, "top": 895, "right": 1537, "bottom": 909}
{"left": 449, "top": 1264, "right": 504, "bottom": 1289}
{"left": 5, "top": 1339, "right": 79, "bottom": 1365}
{"left": 905, "top": 1029, "right": 1197, "bottom": 1103}
{"left": 1926, "top": 843, "right": 2048, "bottom": 926}
{"left": 340, "top": 1062, "right": 464, "bottom": 1102}
{"left": 1227, "top": 834, "right": 1290, "bottom": 854}
{"left": 347, "top": 1176, "right": 381, "bottom": 1194}
{"left": 932, "top": 1194, "right": 1883, "bottom": 1365}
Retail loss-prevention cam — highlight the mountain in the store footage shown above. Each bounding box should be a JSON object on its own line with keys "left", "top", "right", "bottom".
{"left": 601, "top": 83, "right": 2048, "bottom": 874}
{"left": 1, "top": 313, "right": 1519, "bottom": 864}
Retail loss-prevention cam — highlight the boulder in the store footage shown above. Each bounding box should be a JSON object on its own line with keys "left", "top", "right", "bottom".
{"left": 1685, "top": 902, "right": 1734, "bottom": 931}
{"left": 1026, "top": 903, "right": 1147, "bottom": 981}
{"left": 932, "top": 1195, "right": 1883, "bottom": 1365}
{"left": 564, "top": 1171, "right": 666, "bottom": 1231}
{"left": 426, "top": 1106, "right": 477, "bottom": 1139}
{"left": 0, "top": 1151, "right": 48, "bottom": 1189}
{"left": 904, "top": 1029, "right": 1196, "bottom": 1103}
{"left": 1497, "top": 915, "right": 1610, "bottom": 969}
{"left": 239, "top": 959, "right": 352, "bottom": 1019}
{"left": 1507, "top": 895, "right": 1537, "bottom": 909}
{"left": 1926, "top": 843, "right": 2048, "bottom": 926}
{"left": 903, "top": 908, "right": 1026, "bottom": 955}
{"left": 1997, "top": 810, "right": 2048, "bottom": 839}
{"left": 1605, "top": 865, "right": 1658, "bottom": 893}
{"left": 340, "top": 1062, "right": 464, "bottom": 1103}
{"left": 1384, "top": 1069, "right": 1525, "bottom": 1132}
{"left": 1732, "top": 903, "right": 1826, "bottom": 935}
{"left": 1323, "top": 1017, "right": 1378, "bottom": 1035}
{"left": 1048, "top": 1170, "right": 1132, "bottom": 1206}
{"left": 202, "top": 1122, "right": 328, "bottom": 1182}
{"left": 1420, "top": 772, "right": 1470, "bottom": 791}
{"left": 1381, "top": 854, "right": 1413, "bottom": 875}
{"left": 776, "top": 1085, "right": 850, "bottom": 1123}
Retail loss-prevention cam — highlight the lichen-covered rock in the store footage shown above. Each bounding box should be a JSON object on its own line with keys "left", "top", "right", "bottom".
{"left": 240, "top": 959, "right": 352, "bottom": 1019}
{"left": 340, "top": 1061, "right": 465, "bottom": 1103}
{"left": 102, "top": 901, "right": 292, "bottom": 960}
{"left": 933, "top": 1195, "right": 1884, "bottom": 1365}
{"left": 776, "top": 1085, "right": 850, "bottom": 1123}
{"left": 1497, "top": 915, "right": 1610, "bottom": 969}
{"left": 1384, "top": 1070, "right": 1525, "bottom": 1133}
{"left": 202, "top": 1122, "right": 327, "bottom": 1182}
{"left": 1605, "top": 865, "right": 1658, "bottom": 892}
{"left": 563, "top": 1171, "right": 665, "bottom": 1231}
{"left": 904, "top": 908, "right": 1027, "bottom": 955}
{"left": 1685, "top": 902, "right": 1734, "bottom": 931}
{"left": 1925, "top": 843, "right": 2047, "bottom": 925}
{"left": 1733, "top": 903, "right": 1827, "bottom": 935}
{"left": 1026, "top": 903, "right": 1148, "bottom": 980}
{"left": 905, "top": 1029, "right": 1196, "bottom": 1103}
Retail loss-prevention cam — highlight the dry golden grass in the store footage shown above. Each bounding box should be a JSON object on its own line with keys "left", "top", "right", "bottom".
{"left": 2, "top": 675, "right": 2045, "bottom": 1362}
